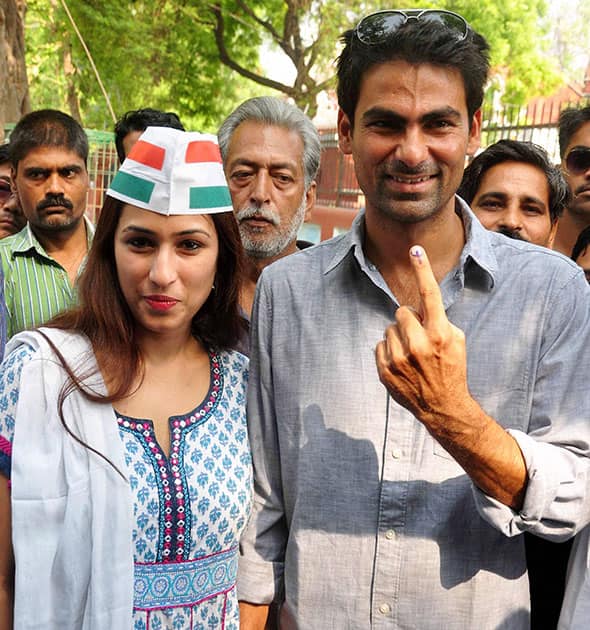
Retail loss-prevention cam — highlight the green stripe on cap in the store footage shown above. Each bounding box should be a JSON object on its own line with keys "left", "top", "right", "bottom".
{"left": 110, "top": 171, "right": 155, "bottom": 204}
{"left": 189, "top": 186, "right": 232, "bottom": 210}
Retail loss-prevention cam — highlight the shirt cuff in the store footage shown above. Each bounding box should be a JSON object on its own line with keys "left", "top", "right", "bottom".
{"left": 473, "top": 429, "right": 585, "bottom": 539}
{"left": 237, "top": 552, "right": 284, "bottom": 604}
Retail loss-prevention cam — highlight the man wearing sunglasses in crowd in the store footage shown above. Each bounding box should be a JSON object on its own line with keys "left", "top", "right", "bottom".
{"left": 553, "top": 106, "right": 590, "bottom": 256}
{"left": 238, "top": 9, "right": 590, "bottom": 630}
{"left": 0, "top": 144, "right": 25, "bottom": 239}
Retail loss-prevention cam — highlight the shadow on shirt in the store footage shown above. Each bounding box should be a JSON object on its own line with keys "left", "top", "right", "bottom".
{"left": 254, "top": 403, "right": 532, "bottom": 627}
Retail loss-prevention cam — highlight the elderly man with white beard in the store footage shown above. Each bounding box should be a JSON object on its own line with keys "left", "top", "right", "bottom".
{"left": 218, "top": 96, "right": 320, "bottom": 319}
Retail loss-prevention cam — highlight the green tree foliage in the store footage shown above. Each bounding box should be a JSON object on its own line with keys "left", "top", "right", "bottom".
{"left": 25, "top": 0, "right": 270, "bottom": 131}
{"left": 198, "top": 0, "right": 561, "bottom": 113}
{"left": 186, "top": 0, "right": 344, "bottom": 116}
{"left": 24, "top": 0, "right": 563, "bottom": 130}
{"left": 449, "top": 0, "right": 561, "bottom": 103}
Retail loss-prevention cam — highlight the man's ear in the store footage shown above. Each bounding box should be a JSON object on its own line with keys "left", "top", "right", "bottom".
{"left": 10, "top": 167, "right": 17, "bottom": 194}
{"left": 467, "top": 109, "right": 482, "bottom": 157}
{"left": 547, "top": 218, "right": 559, "bottom": 250}
{"left": 338, "top": 108, "right": 353, "bottom": 155}
{"left": 303, "top": 181, "right": 316, "bottom": 222}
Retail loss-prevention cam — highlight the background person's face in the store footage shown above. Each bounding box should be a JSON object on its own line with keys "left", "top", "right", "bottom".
{"left": 562, "top": 121, "right": 590, "bottom": 218}
{"left": 225, "top": 121, "right": 315, "bottom": 259}
{"left": 12, "top": 146, "right": 88, "bottom": 235}
{"left": 0, "top": 161, "right": 26, "bottom": 238}
{"left": 471, "top": 161, "right": 556, "bottom": 247}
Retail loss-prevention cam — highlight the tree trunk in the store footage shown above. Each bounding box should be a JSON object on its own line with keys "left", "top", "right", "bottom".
{"left": 0, "top": 0, "right": 29, "bottom": 139}
{"left": 63, "top": 40, "right": 82, "bottom": 123}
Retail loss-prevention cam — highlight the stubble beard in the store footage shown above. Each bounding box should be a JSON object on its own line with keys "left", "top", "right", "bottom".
{"left": 568, "top": 194, "right": 590, "bottom": 220}
{"left": 371, "top": 178, "right": 444, "bottom": 225}
{"left": 33, "top": 211, "right": 83, "bottom": 234}
{"left": 237, "top": 194, "right": 307, "bottom": 260}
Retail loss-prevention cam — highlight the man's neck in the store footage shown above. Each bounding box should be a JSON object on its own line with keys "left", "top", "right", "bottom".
{"left": 363, "top": 204, "right": 465, "bottom": 311}
{"left": 32, "top": 218, "right": 86, "bottom": 253}
{"left": 32, "top": 219, "right": 89, "bottom": 284}
{"left": 553, "top": 209, "right": 590, "bottom": 256}
{"left": 239, "top": 240, "right": 299, "bottom": 318}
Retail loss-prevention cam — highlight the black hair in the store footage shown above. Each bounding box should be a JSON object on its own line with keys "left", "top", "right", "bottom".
{"left": 44, "top": 197, "right": 247, "bottom": 475}
{"left": 9, "top": 109, "right": 89, "bottom": 169}
{"left": 337, "top": 17, "right": 490, "bottom": 128}
{"left": 0, "top": 143, "right": 10, "bottom": 165}
{"left": 114, "top": 108, "right": 185, "bottom": 162}
{"left": 458, "top": 139, "right": 571, "bottom": 223}
{"left": 558, "top": 106, "right": 590, "bottom": 158}
{"left": 571, "top": 225, "right": 590, "bottom": 262}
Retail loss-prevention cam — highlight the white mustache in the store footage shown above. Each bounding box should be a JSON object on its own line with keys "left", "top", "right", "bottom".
{"left": 236, "top": 205, "right": 280, "bottom": 227}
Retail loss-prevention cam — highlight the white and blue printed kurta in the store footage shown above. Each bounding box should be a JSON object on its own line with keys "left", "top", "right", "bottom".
{"left": 0, "top": 335, "right": 251, "bottom": 630}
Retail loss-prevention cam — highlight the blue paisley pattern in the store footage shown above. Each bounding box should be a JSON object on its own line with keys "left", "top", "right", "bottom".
{"left": 0, "top": 346, "right": 251, "bottom": 629}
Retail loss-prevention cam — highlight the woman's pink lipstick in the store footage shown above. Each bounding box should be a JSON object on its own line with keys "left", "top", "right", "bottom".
{"left": 144, "top": 295, "right": 178, "bottom": 311}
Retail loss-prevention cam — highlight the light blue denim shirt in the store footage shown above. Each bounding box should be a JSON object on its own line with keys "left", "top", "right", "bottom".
{"left": 239, "top": 199, "right": 590, "bottom": 629}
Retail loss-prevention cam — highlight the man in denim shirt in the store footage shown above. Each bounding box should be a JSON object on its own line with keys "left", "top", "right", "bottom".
{"left": 238, "top": 10, "right": 590, "bottom": 629}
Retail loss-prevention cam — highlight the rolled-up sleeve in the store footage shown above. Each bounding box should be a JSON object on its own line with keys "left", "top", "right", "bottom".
{"left": 475, "top": 272, "right": 590, "bottom": 539}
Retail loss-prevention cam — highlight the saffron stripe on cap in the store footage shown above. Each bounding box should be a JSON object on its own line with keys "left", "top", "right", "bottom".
{"left": 189, "top": 186, "right": 232, "bottom": 209}
{"left": 128, "top": 140, "right": 166, "bottom": 170}
{"left": 110, "top": 171, "right": 155, "bottom": 204}
{"left": 185, "top": 141, "right": 222, "bottom": 164}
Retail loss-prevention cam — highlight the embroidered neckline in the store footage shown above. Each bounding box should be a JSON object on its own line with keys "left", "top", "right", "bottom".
{"left": 117, "top": 352, "right": 223, "bottom": 562}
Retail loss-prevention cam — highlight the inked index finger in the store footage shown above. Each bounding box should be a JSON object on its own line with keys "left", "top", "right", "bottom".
{"left": 409, "top": 245, "right": 446, "bottom": 330}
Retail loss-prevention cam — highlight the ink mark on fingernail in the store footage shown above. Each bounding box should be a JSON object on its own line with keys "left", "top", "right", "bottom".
{"left": 410, "top": 246, "right": 423, "bottom": 258}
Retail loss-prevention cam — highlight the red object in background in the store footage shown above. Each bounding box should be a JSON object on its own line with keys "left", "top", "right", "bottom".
{"left": 309, "top": 204, "right": 358, "bottom": 241}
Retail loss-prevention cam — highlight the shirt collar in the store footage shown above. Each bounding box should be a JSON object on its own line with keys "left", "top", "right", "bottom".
{"left": 324, "top": 197, "right": 498, "bottom": 289}
{"left": 454, "top": 196, "right": 497, "bottom": 288}
{"left": 324, "top": 210, "right": 367, "bottom": 274}
{"left": 11, "top": 214, "right": 95, "bottom": 258}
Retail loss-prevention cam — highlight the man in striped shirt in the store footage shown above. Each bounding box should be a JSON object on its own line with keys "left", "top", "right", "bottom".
{"left": 0, "top": 109, "right": 93, "bottom": 339}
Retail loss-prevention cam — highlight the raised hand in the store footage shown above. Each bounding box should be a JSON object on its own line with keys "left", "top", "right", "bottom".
{"left": 375, "top": 245, "right": 470, "bottom": 426}
{"left": 375, "top": 245, "right": 526, "bottom": 508}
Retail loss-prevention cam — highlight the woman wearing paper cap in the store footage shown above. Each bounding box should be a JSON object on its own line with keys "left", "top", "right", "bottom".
{"left": 0, "top": 127, "right": 251, "bottom": 629}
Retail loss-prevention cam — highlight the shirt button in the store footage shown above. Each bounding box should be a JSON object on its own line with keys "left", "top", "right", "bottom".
{"left": 385, "top": 529, "right": 395, "bottom": 540}
{"left": 391, "top": 447, "right": 402, "bottom": 459}
{"left": 379, "top": 603, "right": 391, "bottom": 615}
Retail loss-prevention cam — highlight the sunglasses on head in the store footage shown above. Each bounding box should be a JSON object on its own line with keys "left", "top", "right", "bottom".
{"left": 565, "top": 147, "right": 590, "bottom": 176}
{"left": 354, "top": 9, "right": 470, "bottom": 46}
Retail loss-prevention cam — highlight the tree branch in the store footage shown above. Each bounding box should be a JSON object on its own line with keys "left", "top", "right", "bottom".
{"left": 235, "top": 0, "right": 282, "bottom": 43}
{"left": 209, "top": 5, "right": 296, "bottom": 97}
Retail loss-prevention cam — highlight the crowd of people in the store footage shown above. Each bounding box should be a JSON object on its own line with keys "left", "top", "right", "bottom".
{"left": 1, "top": 7, "right": 590, "bottom": 630}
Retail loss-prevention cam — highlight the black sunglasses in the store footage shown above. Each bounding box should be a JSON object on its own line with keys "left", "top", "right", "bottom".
{"left": 355, "top": 9, "right": 470, "bottom": 46}
{"left": 565, "top": 147, "right": 590, "bottom": 176}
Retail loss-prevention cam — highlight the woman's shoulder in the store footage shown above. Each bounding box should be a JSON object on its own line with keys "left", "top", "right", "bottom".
{"left": 2, "top": 336, "right": 41, "bottom": 380}
{"left": 215, "top": 349, "right": 249, "bottom": 394}
{"left": 5, "top": 327, "right": 90, "bottom": 360}
{"left": 216, "top": 348, "right": 249, "bottom": 372}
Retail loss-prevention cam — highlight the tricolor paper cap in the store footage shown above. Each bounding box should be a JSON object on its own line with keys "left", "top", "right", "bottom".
{"left": 107, "top": 126, "right": 233, "bottom": 215}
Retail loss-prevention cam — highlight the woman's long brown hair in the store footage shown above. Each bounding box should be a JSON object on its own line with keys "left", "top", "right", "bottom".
{"left": 38, "top": 196, "right": 247, "bottom": 475}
